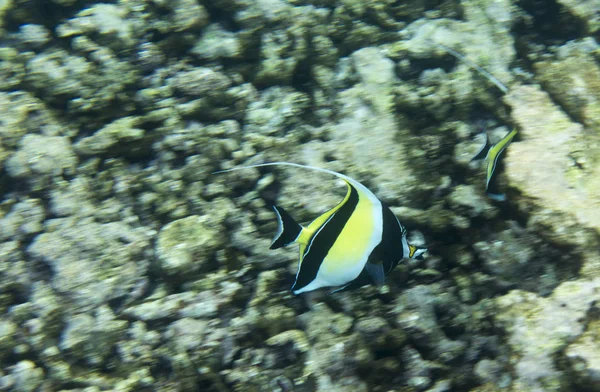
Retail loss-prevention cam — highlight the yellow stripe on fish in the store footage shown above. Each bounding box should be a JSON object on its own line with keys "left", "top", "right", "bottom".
{"left": 215, "top": 162, "right": 427, "bottom": 294}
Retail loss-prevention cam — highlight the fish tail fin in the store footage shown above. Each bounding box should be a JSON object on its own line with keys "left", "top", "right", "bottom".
{"left": 270, "top": 205, "right": 303, "bottom": 249}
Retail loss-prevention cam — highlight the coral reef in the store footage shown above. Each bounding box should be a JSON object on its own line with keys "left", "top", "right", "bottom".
{"left": 0, "top": 0, "right": 599, "bottom": 391}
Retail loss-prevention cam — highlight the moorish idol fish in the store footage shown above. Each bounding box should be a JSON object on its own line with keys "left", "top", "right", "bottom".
{"left": 428, "top": 41, "right": 518, "bottom": 201}
{"left": 471, "top": 128, "right": 517, "bottom": 201}
{"left": 215, "top": 162, "right": 427, "bottom": 294}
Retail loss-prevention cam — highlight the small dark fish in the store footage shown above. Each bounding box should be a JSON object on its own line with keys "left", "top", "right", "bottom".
{"left": 215, "top": 162, "right": 426, "bottom": 294}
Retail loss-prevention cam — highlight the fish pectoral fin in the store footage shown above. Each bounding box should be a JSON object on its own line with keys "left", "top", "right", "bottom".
{"left": 365, "top": 262, "right": 385, "bottom": 287}
{"left": 486, "top": 191, "right": 506, "bottom": 202}
{"left": 270, "top": 205, "right": 303, "bottom": 249}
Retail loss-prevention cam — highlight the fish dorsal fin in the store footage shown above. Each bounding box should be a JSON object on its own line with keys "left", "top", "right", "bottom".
{"left": 428, "top": 40, "right": 509, "bottom": 94}
{"left": 214, "top": 162, "right": 374, "bottom": 199}
{"left": 471, "top": 133, "right": 491, "bottom": 162}
{"left": 270, "top": 205, "right": 303, "bottom": 249}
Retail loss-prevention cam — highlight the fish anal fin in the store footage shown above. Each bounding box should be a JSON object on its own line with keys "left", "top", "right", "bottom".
{"left": 270, "top": 205, "right": 303, "bottom": 249}
{"left": 329, "top": 283, "right": 351, "bottom": 295}
{"left": 365, "top": 261, "right": 385, "bottom": 287}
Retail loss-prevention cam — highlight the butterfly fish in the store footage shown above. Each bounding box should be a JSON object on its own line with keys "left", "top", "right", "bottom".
{"left": 471, "top": 128, "right": 517, "bottom": 201}
{"left": 215, "top": 162, "right": 427, "bottom": 294}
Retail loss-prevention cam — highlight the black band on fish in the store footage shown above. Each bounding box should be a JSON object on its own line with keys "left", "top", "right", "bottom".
{"left": 291, "top": 185, "right": 360, "bottom": 293}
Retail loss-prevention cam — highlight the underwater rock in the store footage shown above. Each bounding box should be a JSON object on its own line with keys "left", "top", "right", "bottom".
{"left": 24, "top": 47, "right": 138, "bottom": 119}
{"left": 168, "top": 67, "right": 232, "bottom": 99}
{"left": 10, "top": 281, "right": 64, "bottom": 355}
{"left": 123, "top": 278, "right": 243, "bottom": 321}
{"left": 191, "top": 24, "right": 243, "bottom": 61}
{"left": 0, "top": 242, "right": 30, "bottom": 314}
{"left": 351, "top": 47, "right": 396, "bottom": 112}
{"left": 244, "top": 86, "right": 310, "bottom": 137}
{"left": 0, "top": 91, "right": 75, "bottom": 169}
{"left": 355, "top": 316, "right": 407, "bottom": 354}
{"left": 59, "top": 305, "right": 128, "bottom": 367}
{"left": 448, "top": 184, "right": 497, "bottom": 220}
{"left": 0, "top": 320, "right": 17, "bottom": 362}
{"left": 473, "top": 359, "right": 507, "bottom": 386}
{"left": 48, "top": 177, "right": 98, "bottom": 218}
{"left": 504, "top": 85, "right": 596, "bottom": 226}
{"left": 494, "top": 278, "right": 600, "bottom": 391}
{"left": 394, "top": 285, "right": 466, "bottom": 364}
{"left": 51, "top": 0, "right": 77, "bottom": 6}
{"left": 1, "top": 0, "right": 598, "bottom": 389}
{"left": 75, "top": 116, "right": 145, "bottom": 157}
{"left": 16, "top": 24, "right": 51, "bottom": 49}
{"left": 472, "top": 226, "right": 549, "bottom": 293}
{"left": 56, "top": 3, "right": 137, "bottom": 50}
{"left": 5, "top": 135, "right": 77, "bottom": 191}
{"left": 556, "top": 0, "right": 600, "bottom": 33}
{"left": 299, "top": 303, "right": 370, "bottom": 391}
{"left": 303, "top": 46, "right": 416, "bottom": 202}
{"left": 158, "top": 0, "right": 210, "bottom": 33}
{"left": 165, "top": 318, "right": 209, "bottom": 352}
{"left": 0, "top": 0, "right": 12, "bottom": 31}
{"left": 504, "top": 84, "right": 600, "bottom": 276}
{"left": 115, "top": 321, "right": 161, "bottom": 373}
{"left": 165, "top": 317, "right": 228, "bottom": 371}
{"left": 401, "top": 345, "right": 433, "bottom": 391}
{"left": 125, "top": 291, "right": 212, "bottom": 321}
{"left": 165, "top": 67, "right": 253, "bottom": 121}
{"left": 564, "top": 319, "right": 600, "bottom": 391}
{"left": 398, "top": 0, "right": 515, "bottom": 116}
{"left": 235, "top": 0, "right": 293, "bottom": 26}
{"left": 0, "top": 360, "right": 44, "bottom": 392}
{"left": 155, "top": 215, "right": 223, "bottom": 278}
{"left": 266, "top": 329, "right": 311, "bottom": 356}
{"left": 27, "top": 217, "right": 151, "bottom": 312}
{"left": 253, "top": 24, "right": 308, "bottom": 86}
{"left": 0, "top": 47, "right": 23, "bottom": 91}
{"left": 535, "top": 46, "right": 600, "bottom": 129}
{"left": 0, "top": 198, "right": 45, "bottom": 241}
{"left": 425, "top": 379, "right": 453, "bottom": 392}
{"left": 328, "top": 3, "right": 395, "bottom": 53}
